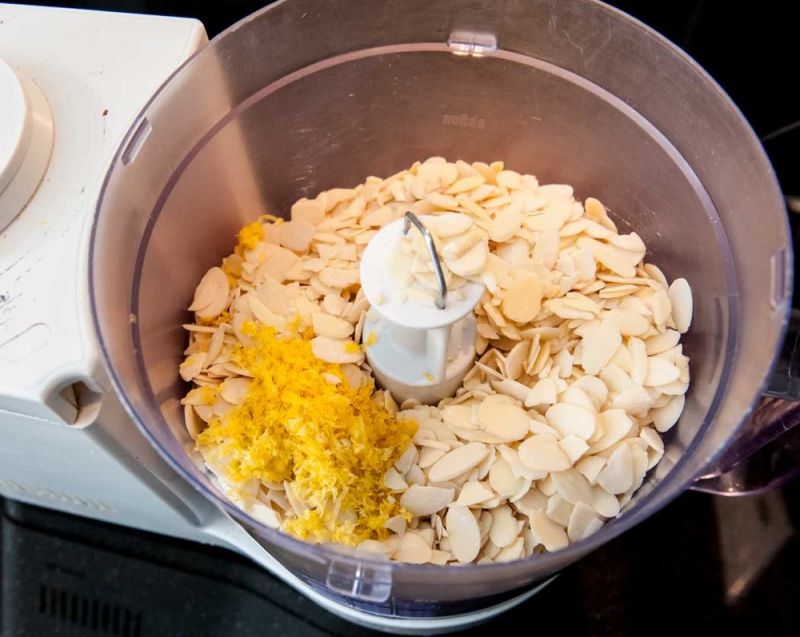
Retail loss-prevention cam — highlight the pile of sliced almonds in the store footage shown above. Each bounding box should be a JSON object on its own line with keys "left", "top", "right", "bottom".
{"left": 180, "top": 157, "right": 693, "bottom": 566}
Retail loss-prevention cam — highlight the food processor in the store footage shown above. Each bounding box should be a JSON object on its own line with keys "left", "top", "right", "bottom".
{"left": 1, "top": 0, "right": 798, "bottom": 632}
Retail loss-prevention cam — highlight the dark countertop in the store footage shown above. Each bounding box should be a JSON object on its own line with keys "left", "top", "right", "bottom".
{"left": 2, "top": 483, "right": 799, "bottom": 636}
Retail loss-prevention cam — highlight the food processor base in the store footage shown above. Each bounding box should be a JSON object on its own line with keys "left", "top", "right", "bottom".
{"left": 315, "top": 584, "right": 552, "bottom": 635}
{"left": 199, "top": 502, "right": 554, "bottom": 634}
{"left": 189, "top": 526, "right": 554, "bottom": 635}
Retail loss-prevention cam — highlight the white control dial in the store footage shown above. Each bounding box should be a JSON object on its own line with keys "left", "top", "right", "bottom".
{"left": 0, "top": 57, "right": 54, "bottom": 231}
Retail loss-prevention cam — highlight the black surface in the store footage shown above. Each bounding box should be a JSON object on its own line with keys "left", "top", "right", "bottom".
{"left": 3, "top": 1, "right": 800, "bottom": 635}
{"left": 2, "top": 484, "right": 799, "bottom": 636}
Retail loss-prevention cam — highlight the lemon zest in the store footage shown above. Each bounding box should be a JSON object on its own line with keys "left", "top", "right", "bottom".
{"left": 197, "top": 310, "right": 231, "bottom": 327}
{"left": 200, "top": 386, "right": 219, "bottom": 405}
{"left": 196, "top": 322, "right": 416, "bottom": 545}
{"left": 236, "top": 221, "right": 264, "bottom": 252}
{"left": 364, "top": 331, "right": 378, "bottom": 347}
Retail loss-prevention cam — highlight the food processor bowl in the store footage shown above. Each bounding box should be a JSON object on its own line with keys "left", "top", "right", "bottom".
{"left": 89, "top": 0, "right": 791, "bottom": 617}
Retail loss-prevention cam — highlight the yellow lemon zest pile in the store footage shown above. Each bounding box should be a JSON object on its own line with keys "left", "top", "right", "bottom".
{"left": 236, "top": 221, "right": 265, "bottom": 252}
{"left": 235, "top": 215, "right": 285, "bottom": 255}
{"left": 196, "top": 321, "right": 416, "bottom": 545}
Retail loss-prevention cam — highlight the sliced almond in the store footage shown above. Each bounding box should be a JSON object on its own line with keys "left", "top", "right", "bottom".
{"left": 384, "top": 467, "right": 409, "bottom": 491}
{"left": 203, "top": 326, "right": 226, "bottom": 369}
{"left": 576, "top": 236, "right": 642, "bottom": 278}
{"left": 341, "top": 363, "right": 367, "bottom": 390}
{"left": 179, "top": 353, "right": 205, "bottom": 382}
{"left": 445, "top": 241, "right": 488, "bottom": 277}
{"left": 538, "top": 474, "right": 556, "bottom": 496}
{"left": 427, "top": 192, "right": 460, "bottom": 209}
{"left": 189, "top": 266, "right": 227, "bottom": 311}
{"left": 322, "top": 293, "right": 348, "bottom": 316}
{"left": 560, "top": 386, "right": 597, "bottom": 413}
{"left": 496, "top": 170, "right": 522, "bottom": 190}
{"left": 607, "top": 308, "right": 649, "bottom": 336}
{"left": 318, "top": 267, "right": 360, "bottom": 289}
{"left": 657, "top": 380, "right": 690, "bottom": 396}
{"left": 530, "top": 509, "right": 568, "bottom": 552}
{"left": 489, "top": 205, "right": 523, "bottom": 242}
{"left": 310, "top": 336, "right": 364, "bottom": 364}
{"left": 546, "top": 493, "right": 574, "bottom": 527}
{"left": 546, "top": 403, "right": 597, "bottom": 440}
{"left": 423, "top": 212, "right": 474, "bottom": 237}
{"left": 502, "top": 340, "right": 529, "bottom": 380}
{"left": 488, "top": 505, "right": 520, "bottom": 548}
{"left": 551, "top": 468, "right": 594, "bottom": 505}
{"left": 456, "top": 481, "right": 495, "bottom": 506}
{"left": 652, "top": 394, "right": 686, "bottom": 432}
{"left": 441, "top": 403, "right": 475, "bottom": 428}
{"left": 384, "top": 514, "right": 407, "bottom": 535}
{"left": 428, "top": 443, "right": 489, "bottom": 482}
{"left": 579, "top": 318, "right": 622, "bottom": 375}
{"left": 278, "top": 219, "right": 315, "bottom": 253}
{"left": 426, "top": 549, "right": 449, "bottom": 565}
{"left": 668, "top": 278, "right": 693, "bottom": 333}
{"left": 630, "top": 443, "right": 650, "bottom": 491}
{"left": 192, "top": 267, "right": 230, "bottom": 319}
{"left": 322, "top": 372, "right": 341, "bottom": 385}
{"left": 513, "top": 488, "right": 548, "bottom": 517}
{"left": 406, "top": 464, "right": 426, "bottom": 486}
{"left": 445, "top": 506, "right": 482, "bottom": 563}
{"left": 572, "top": 376, "right": 608, "bottom": 409}
{"left": 219, "top": 377, "right": 251, "bottom": 405}
{"left": 256, "top": 245, "right": 300, "bottom": 282}
{"left": 184, "top": 404, "right": 205, "bottom": 440}
{"left": 488, "top": 457, "right": 525, "bottom": 497}
{"left": 589, "top": 410, "right": 634, "bottom": 455}
{"left": 645, "top": 357, "right": 681, "bottom": 386}
{"left": 611, "top": 385, "right": 654, "bottom": 415}
{"left": 312, "top": 312, "right": 354, "bottom": 339}
{"left": 400, "top": 484, "right": 455, "bottom": 517}
{"left": 519, "top": 435, "right": 571, "bottom": 472}
{"left": 495, "top": 537, "right": 525, "bottom": 562}
{"left": 248, "top": 502, "right": 281, "bottom": 529}
{"left": 650, "top": 289, "right": 673, "bottom": 328}
{"left": 597, "top": 444, "right": 634, "bottom": 494}
{"left": 501, "top": 271, "right": 543, "bottom": 324}
{"left": 478, "top": 395, "right": 530, "bottom": 442}
{"left": 393, "top": 533, "right": 433, "bottom": 564}
{"left": 525, "top": 377, "right": 558, "bottom": 407}
{"left": 575, "top": 455, "right": 607, "bottom": 484}
{"left": 418, "top": 446, "right": 447, "bottom": 469}
{"left": 628, "top": 337, "right": 648, "bottom": 386}
{"left": 445, "top": 175, "right": 485, "bottom": 195}
{"left": 558, "top": 435, "right": 589, "bottom": 464}
{"left": 567, "top": 502, "right": 602, "bottom": 542}
{"left": 291, "top": 197, "right": 326, "bottom": 225}
{"left": 592, "top": 486, "right": 621, "bottom": 518}
{"left": 491, "top": 378, "right": 530, "bottom": 403}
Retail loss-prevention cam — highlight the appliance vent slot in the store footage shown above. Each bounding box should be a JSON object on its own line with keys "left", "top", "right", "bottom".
{"left": 38, "top": 586, "right": 142, "bottom": 636}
